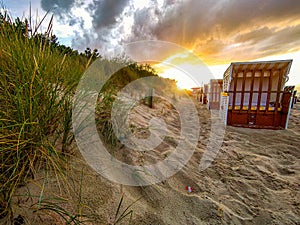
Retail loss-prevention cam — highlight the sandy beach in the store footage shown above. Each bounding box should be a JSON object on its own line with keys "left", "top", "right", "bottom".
{"left": 11, "top": 99, "right": 300, "bottom": 225}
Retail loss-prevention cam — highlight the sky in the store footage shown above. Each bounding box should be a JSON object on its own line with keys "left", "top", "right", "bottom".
{"left": 2, "top": 0, "right": 300, "bottom": 89}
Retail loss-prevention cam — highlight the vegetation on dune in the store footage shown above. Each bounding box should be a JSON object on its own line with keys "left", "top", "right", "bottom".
{"left": 0, "top": 10, "right": 177, "bottom": 223}
{"left": 95, "top": 62, "right": 180, "bottom": 151}
{"left": 0, "top": 11, "right": 91, "bottom": 220}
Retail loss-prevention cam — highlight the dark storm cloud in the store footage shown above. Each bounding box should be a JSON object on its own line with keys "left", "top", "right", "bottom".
{"left": 130, "top": 7, "right": 161, "bottom": 41}
{"left": 41, "top": 0, "right": 75, "bottom": 15}
{"left": 80, "top": 0, "right": 131, "bottom": 52}
{"left": 41, "top": 0, "right": 130, "bottom": 30}
{"left": 88, "top": 0, "right": 130, "bottom": 29}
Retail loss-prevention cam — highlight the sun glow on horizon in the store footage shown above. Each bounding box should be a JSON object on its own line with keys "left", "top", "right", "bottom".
{"left": 153, "top": 51, "right": 214, "bottom": 90}
{"left": 156, "top": 66, "right": 198, "bottom": 90}
{"left": 153, "top": 49, "right": 300, "bottom": 90}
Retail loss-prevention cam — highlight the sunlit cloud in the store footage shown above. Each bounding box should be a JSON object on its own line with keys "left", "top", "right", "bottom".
{"left": 3, "top": 0, "right": 300, "bottom": 87}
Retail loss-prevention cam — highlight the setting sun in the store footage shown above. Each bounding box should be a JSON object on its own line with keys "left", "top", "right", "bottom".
{"left": 153, "top": 51, "right": 214, "bottom": 90}
{"left": 155, "top": 66, "right": 198, "bottom": 89}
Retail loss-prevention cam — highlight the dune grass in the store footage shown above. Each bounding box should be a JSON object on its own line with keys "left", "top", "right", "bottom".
{"left": 0, "top": 11, "right": 89, "bottom": 220}
{"left": 0, "top": 11, "right": 153, "bottom": 223}
{"left": 0, "top": 8, "right": 179, "bottom": 223}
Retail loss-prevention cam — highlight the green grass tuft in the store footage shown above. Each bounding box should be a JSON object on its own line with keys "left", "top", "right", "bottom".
{"left": 0, "top": 11, "right": 89, "bottom": 220}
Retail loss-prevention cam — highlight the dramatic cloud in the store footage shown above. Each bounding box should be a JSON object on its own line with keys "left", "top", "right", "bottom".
{"left": 41, "top": 0, "right": 75, "bottom": 16}
{"left": 88, "top": 0, "right": 130, "bottom": 29}
{"left": 145, "top": 0, "right": 300, "bottom": 62}
{"left": 41, "top": 0, "right": 300, "bottom": 63}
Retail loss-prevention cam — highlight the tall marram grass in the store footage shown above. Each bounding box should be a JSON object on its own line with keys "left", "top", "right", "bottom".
{"left": 0, "top": 12, "right": 89, "bottom": 219}
{"left": 0, "top": 9, "right": 178, "bottom": 223}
